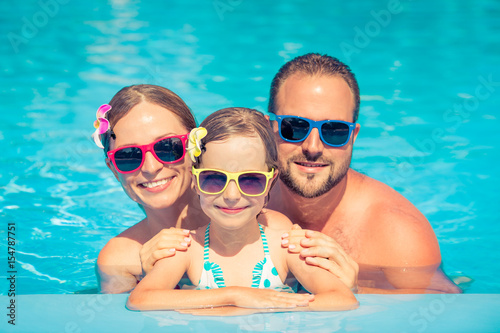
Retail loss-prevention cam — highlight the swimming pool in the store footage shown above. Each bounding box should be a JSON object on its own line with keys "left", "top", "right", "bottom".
{"left": 1, "top": 0, "right": 499, "bottom": 300}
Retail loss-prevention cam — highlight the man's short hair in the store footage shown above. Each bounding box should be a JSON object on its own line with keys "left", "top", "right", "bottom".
{"left": 268, "top": 53, "right": 360, "bottom": 122}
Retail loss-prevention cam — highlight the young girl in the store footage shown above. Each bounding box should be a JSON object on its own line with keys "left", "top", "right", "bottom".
{"left": 127, "top": 108, "right": 358, "bottom": 312}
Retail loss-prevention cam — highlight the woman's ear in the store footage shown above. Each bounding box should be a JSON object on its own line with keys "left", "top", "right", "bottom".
{"left": 105, "top": 158, "right": 120, "bottom": 181}
{"left": 192, "top": 174, "right": 201, "bottom": 195}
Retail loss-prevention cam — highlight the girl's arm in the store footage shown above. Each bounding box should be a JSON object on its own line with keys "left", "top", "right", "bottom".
{"left": 286, "top": 250, "right": 359, "bottom": 311}
{"left": 127, "top": 249, "right": 314, "bottom": 311}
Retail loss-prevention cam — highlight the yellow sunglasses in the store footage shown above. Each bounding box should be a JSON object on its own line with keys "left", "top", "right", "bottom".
{"left": 192, "top": 167, "right": 275, "bottom": 196}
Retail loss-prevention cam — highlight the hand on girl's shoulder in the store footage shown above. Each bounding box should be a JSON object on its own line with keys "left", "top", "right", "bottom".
{"left": 258, "top": 208, "right": 293, "bottom": 229}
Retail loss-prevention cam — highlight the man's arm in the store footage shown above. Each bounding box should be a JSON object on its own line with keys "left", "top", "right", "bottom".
{"left": 282, "top": 212, "right": 461, "bottom": 294}
{"left": 286, "top": 249, "right": 359, "bottom": 311}
{"left": 356, "top": 207, "right": 461, "bottom": 294}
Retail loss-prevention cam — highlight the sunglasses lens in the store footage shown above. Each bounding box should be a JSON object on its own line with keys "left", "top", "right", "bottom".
{"left": 238, "top": 173, "right": 268, "bottom": 195}
{"left": 113, "top": 147, "right": 143, "bottom": 172}
{"left": 154, "top": 137, "right": 184, "bottom": 163}
{"left": 321, "top": 122, "right": 350, "bottom": 146}
{"left": 199, "top": 170, "right": 228, "bottom": 194}
{"left": 281, "top": 117, "right": 310, "bottom": 141}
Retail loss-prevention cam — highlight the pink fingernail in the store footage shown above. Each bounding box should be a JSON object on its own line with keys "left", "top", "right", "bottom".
{"left": 281, "top": 233, "right": 289, "bottom": 238}
{"left": 184, "top": 237, "right": 191, "bottom": 242}
{"left": 281, "top": 239, "right": 289, "bottom": 245}
{"left": 289, "top": 244, "right": 296, "bottom": 250}
{"left": 183, "top": 229, "right": 190, "bottom": 234}
{"left": 180, "top": 242, "right": 188, "bottom": 247}
{"left": 169, "top": 248, "right": 176, "bottom": 252}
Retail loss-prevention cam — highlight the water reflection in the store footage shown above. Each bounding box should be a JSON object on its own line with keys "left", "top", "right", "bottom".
{"left": 358, "top": 263, "right": 464, "bottom": 293}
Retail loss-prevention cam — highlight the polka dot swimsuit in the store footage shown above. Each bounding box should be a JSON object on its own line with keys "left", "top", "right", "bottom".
{"left": 179, "top": 223, "right": 297, "bottom": 292}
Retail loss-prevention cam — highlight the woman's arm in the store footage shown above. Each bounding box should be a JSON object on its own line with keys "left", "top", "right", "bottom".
{"left": 96, "top": 237, "right": 140, "bottom": 293}
{"left": 287, "top": 250, "right": 359, "bottom": 311}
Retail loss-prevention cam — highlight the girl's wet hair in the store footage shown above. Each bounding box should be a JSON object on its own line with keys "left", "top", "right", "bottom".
{"left": 195, "top": 107, "right": 278, "bottom": 173}
{"left": 101, "top": 84, "right": 196, "bottom": 153}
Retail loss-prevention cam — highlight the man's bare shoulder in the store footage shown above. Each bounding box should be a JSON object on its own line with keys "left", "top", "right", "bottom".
{"left": 348, "top": 170, "right": 427, "bottom": 221}
{"left": 347, "top": 170, "right": 441, "bottom": 266}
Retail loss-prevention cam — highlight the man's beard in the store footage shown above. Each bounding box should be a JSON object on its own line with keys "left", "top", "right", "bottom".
{"left": 279, "top": 153, "right": 351, "bottom": 199}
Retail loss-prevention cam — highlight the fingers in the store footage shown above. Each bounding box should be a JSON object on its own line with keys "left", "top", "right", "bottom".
{"left": 281, "top": 231, "right": 306, "bottom": 252}
{"left": 300, "top": 244, "right": 349, "bottom": 264}
{"left": 242, "top": 290, "right": 314, "bottom": 309}
{"left": 280, "top": 236, "right": 305, "bottom": 252}
{"left": 157, "top": 236, "right": 191, "bottom": 251}
{"left": 267, "top": 292, "right": 314, "bottom": 308}
{"left": 140, "top": 228, "right": 192, "bottom": 275}
{"left": 151, "top": 228, "right": 191, "bottom": 245}
{"left": 282, "top": 229, "right": 332, "bottom": 253}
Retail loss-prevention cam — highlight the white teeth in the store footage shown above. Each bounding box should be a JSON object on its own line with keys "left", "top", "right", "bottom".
{"left": 299, "top": 163, "right": 323, "bottom": 167}
{"left": 141, "top": 178, "right": 171, "bottom": 188}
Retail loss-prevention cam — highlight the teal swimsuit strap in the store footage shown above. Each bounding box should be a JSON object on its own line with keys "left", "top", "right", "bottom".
{"left": 203, "top": 223, "right": 211, "bottom": 261}
{"left": 203, "top": 223, "right": 270, "bottom": 289}
{"left": 251, "top": 224, "right": 272, "bottom": 288}
{"left": 258, "top": 224, "right": 270, "bottom": 256}
{"left": 202, "top": 223, "right": 225, "bottom": 288}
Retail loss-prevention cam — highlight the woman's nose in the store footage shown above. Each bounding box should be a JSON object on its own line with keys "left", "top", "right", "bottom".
{"left": 141, "top": 151, "right": 163, "bottom": 175}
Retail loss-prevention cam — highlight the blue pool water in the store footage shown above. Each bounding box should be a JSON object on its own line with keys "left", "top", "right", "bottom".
{"left": 0, "top": 0, "right": 499, "bottom": 297}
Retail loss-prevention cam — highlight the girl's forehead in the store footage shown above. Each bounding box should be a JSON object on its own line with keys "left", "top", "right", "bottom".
{"left": 201, "top": 136, "right": 268, "bottom": 171}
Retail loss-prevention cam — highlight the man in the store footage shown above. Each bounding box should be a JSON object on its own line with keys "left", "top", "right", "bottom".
{"left": 267, "top": 53, "right": 460, "bottom": 293}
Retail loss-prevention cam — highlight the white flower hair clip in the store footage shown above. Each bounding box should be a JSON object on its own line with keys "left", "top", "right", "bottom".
{"left": 186, "top": 127, "right": 207, "bottom": 162}
{"left": 91, "top": 104, "right": 111, "bottom": 149}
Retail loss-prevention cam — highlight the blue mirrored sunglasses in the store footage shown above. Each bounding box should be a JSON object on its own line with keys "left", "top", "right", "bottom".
{"left": 269, "top": 115, "right": 356, "bottom": 147}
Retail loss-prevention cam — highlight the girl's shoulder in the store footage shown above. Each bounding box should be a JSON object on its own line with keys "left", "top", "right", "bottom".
{"left": 258, "top": 208, "right": 293, "bottom": 230}
{"left": 189, "top": 224, "right": 208, "bottom": 248}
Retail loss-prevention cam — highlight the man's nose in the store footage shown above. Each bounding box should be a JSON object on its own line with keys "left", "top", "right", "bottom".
{"left": 301, "top": 127, "right": 324, "bottom": 160}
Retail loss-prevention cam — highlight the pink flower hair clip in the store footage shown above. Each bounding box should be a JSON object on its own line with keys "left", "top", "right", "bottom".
{"left": 91, "top": 104, "right": 111, "bottom": 149}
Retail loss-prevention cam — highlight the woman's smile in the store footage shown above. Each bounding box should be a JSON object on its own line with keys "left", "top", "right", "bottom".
{"left": 138, "top": 176, "right": 175, "bottom": 192}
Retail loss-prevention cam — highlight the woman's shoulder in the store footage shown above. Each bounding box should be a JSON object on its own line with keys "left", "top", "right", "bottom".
{"left": 97, "top": 220, "right": 148, "bottom": 266}
{"left": 258, "top": 208, "right": 293, "bottom": 230}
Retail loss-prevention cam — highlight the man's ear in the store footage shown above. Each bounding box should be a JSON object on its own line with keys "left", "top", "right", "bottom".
{"left": 272, "top": 168, "right": 279, "bottom": 181}
{"left": 267, "top": 168, "right": 279, "bottom": 192}
{"left": 105, "top": 158, "right": 120, "bottom": 181}
{"left": 352, "top": 123, "right": 361, "bottom": 144}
